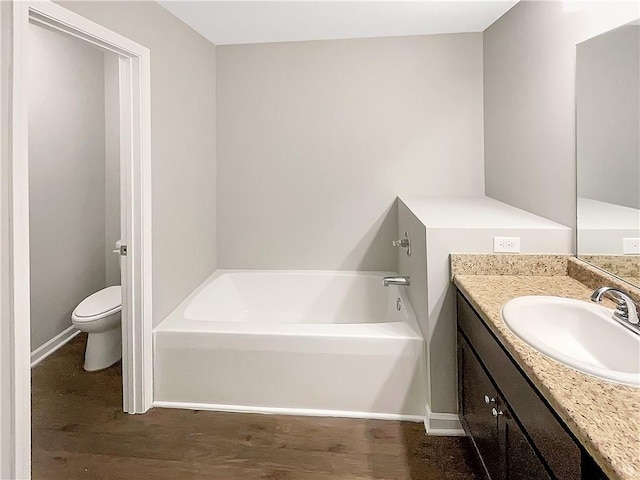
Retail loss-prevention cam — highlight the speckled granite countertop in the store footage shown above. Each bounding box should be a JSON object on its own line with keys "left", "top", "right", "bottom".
{"left": 454, "top": 270, "right": 640, "bottom": 480}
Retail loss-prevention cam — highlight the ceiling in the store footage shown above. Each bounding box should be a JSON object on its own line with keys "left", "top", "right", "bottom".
{"left": 158, "top": 1, "right": 520, "bottom": 46}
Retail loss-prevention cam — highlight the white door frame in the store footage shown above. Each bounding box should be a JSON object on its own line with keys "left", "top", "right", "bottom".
{"left": 1, "top": 1, "right": 152, "bottom": 477}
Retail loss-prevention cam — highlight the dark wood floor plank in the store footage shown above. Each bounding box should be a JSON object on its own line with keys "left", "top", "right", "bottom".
{"left": 32, "top": 334, "right": 484, "bottom": 479}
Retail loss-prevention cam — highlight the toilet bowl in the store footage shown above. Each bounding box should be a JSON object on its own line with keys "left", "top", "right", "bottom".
{"left": 72, "top": 286, "right": 122, "bottom": 371}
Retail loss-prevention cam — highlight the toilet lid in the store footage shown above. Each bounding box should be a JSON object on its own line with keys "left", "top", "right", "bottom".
{"left": 74, "top": 286, "right": 122, "bottom": 318}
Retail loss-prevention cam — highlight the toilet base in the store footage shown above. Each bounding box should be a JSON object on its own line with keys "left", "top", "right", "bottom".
{"left": 84, "top": 326, "right": 122, "bottom": 371}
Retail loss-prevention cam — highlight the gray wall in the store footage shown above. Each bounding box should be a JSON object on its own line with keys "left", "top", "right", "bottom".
{"left": 483, "top": 0, "right": 639, "bottom": 232}
{"left": 577, "top": 25, "right": 639, "bottom": 209}
{"left": 104, "top": 53, "right": 121, "bottom": 286}
{"left": 59, "top": 1, "right": 218, "bottom": 326}
{"left": 397, "top": 202, "right": 428, "bottom": 408}
{"left": 29, "top": 25, "right": 106, "bottom": 351}
{"left": 217, "top": 34, "right": 485, "bottom": 271}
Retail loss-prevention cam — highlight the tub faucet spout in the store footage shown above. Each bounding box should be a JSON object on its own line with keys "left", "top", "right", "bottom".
{"left": 383, "top": 276, "right": 410, "bottom": 287}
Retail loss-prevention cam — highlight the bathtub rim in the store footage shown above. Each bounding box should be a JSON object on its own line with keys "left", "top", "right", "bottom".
{"left": 155, "top": 269, "right": 423, "bottom": 339}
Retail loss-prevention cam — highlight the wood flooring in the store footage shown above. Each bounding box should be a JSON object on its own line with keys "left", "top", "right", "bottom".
{"left": 32, "top": 334, "right": 484, "bottom": 479}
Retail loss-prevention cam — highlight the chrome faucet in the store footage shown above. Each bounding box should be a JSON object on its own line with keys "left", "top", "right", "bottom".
{"left": 590, "top": 287, "right": 639, "bottom": 335}
{"left": 383, "top": 276, "right": 411, "bottom": 287}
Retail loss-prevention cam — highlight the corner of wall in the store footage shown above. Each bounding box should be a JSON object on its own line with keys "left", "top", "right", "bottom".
{"left": 212, "top": 42, "right": 218, "bottom": 272}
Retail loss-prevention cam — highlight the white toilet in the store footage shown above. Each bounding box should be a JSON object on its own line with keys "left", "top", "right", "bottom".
{"left": 71, "top": 286, "right": 122, "bottom": 371}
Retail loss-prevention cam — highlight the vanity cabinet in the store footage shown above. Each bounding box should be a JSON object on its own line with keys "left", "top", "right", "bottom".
{"left": 458, "top": 333, "right": 501, "bottom": 480}
{"left": 458, "top": 334, "right": 552, "bottom": 480}
{"left": 456, "top": 292, "right": 607, "bottom": 480}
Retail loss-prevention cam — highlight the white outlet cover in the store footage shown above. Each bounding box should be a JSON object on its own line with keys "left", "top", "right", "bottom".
{"left": 622, "top": 238, "right": 640, "bottom": 255}
{"left": 493, "top": 236, "right": 521, "bottom": 253}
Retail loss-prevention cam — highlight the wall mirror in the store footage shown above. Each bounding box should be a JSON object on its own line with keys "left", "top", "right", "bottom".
{"left": 576, "top": 19, "right": 640, "bottom": 287}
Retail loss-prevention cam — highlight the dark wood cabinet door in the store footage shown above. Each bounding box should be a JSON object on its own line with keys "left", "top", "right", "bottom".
{"left": 459, "top": 334, "right": 501, "bottom": 480}
{"left": 501, "top": 404, "right": 553, "bottom": 480}
{"left": 458, "top": 293, "right": 581, "bottom": 480}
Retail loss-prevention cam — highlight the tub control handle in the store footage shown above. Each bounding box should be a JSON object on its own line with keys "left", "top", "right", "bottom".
{"left": 392, "top": 231, "right": 411, "bottom": 257}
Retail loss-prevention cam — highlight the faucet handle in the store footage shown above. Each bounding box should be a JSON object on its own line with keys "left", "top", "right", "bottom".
{"left": 392, "top": 231, "right": 411, "bottom": 256}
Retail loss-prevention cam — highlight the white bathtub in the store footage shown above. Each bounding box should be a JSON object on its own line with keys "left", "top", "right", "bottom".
{"left": 153, "top": 270, "right": 427, "bottom": 420}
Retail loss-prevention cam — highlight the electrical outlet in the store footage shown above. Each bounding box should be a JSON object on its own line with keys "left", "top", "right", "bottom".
{"left": 493, "top": 236, "right": 521, "bottom": 253}
{"left": 623, "top": 238, "right": 640, "bottom": 254}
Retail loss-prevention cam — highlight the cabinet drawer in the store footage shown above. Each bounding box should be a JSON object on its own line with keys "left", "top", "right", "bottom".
{"left": 457, "top": 293, "right": 581, "bottom": 480}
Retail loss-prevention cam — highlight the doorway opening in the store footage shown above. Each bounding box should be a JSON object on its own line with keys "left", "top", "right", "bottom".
{"left": 27, "top": 23, "right": 123, "bottom": 372}
{"left": 2, "top": 2, "right": 153, "bottom": 477}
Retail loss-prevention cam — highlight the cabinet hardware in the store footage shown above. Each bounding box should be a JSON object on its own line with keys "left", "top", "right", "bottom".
{"left": 492, "top": 407, "right": 503, "bottom": 417}
{"left": 484, "top": 395, "right": 496, "bottom": 405}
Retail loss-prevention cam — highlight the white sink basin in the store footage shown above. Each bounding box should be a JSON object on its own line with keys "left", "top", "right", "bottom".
{"left": 501, "top": 296, "right": 640, "bottom": 387}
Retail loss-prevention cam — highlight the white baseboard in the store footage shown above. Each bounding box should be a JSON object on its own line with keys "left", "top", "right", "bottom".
{"left": 424, "top": 404, "right": 465, "bottom": 436}
{"left": 153, "top": 400, "right": 425, "bottom": 423}
{"left": 30, "top": 326, "right": 80, "bottom": 368}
